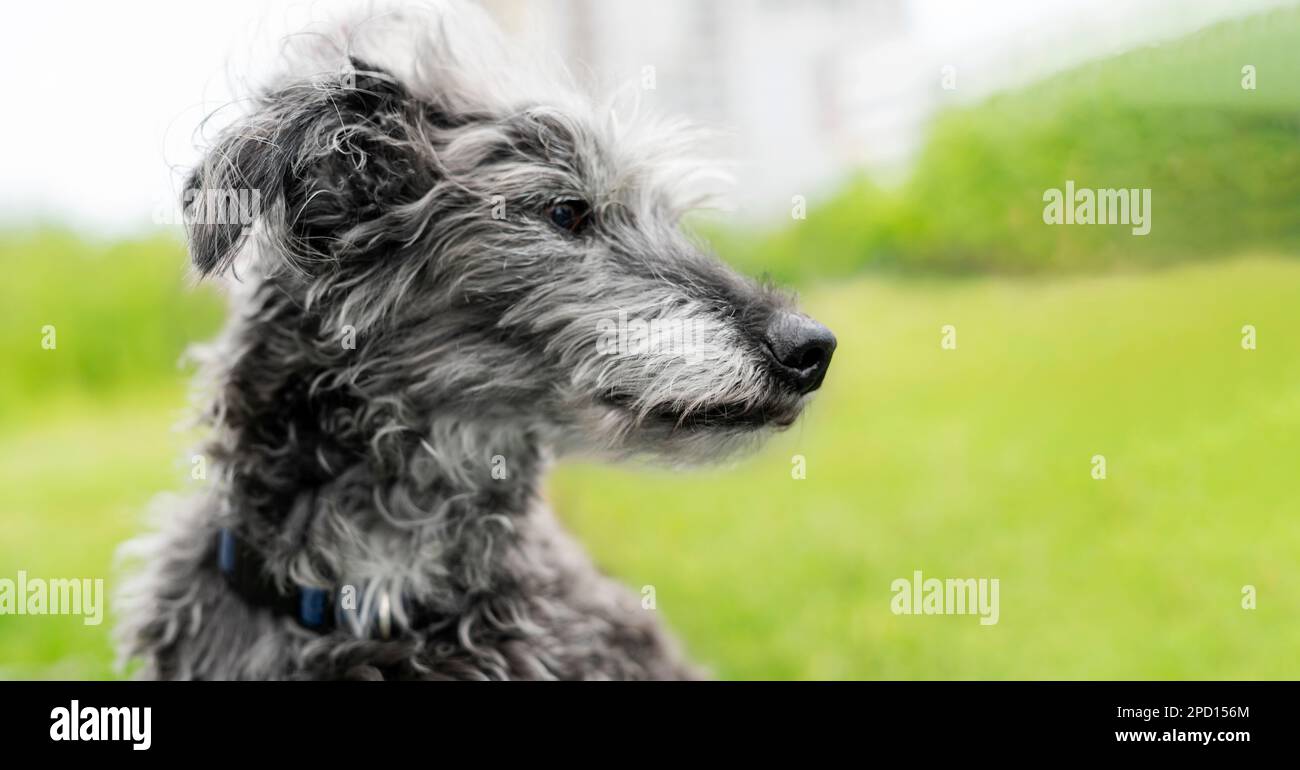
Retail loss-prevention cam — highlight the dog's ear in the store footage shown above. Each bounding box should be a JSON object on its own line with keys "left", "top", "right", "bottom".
{"left": 184, "top": 59, "right": 436, "bottom": 277}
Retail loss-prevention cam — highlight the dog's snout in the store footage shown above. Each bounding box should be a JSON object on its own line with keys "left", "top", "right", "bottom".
{"left": 762, "top": 312, "right": 837, "bottom": 394}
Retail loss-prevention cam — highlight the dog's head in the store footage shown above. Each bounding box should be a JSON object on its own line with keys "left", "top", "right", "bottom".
{"left": 186, "top": 2, "right": 834, "bottom": 460}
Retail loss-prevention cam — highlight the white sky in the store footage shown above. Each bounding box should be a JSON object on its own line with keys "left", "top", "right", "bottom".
{"left": 0, "top": 0, "right": 1286, "bottom": 233}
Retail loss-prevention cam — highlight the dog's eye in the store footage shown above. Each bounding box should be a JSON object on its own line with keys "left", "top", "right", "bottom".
{"left": 547, "top": 200, "right": 591, "bottom": 234}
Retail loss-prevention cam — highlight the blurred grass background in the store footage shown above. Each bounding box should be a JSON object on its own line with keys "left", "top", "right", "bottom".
{"left": 2, "top": 8, "right": 1299, "bottom": 679}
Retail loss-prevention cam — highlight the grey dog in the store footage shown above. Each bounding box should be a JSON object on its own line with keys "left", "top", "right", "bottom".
{"left": 115, "top": 1, "right": 835, "bottom": 680}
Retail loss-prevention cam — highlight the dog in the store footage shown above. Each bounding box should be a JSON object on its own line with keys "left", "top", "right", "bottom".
{"left": 115, "top": 1, "right": 835, "bottom": 680}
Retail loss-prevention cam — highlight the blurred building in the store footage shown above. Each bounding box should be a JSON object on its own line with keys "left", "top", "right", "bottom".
{"left": 480, "top": 0, "right": 1293, "bottom": 221}
{"left": 481, "top": 0, "right": 910, "bottom": 219}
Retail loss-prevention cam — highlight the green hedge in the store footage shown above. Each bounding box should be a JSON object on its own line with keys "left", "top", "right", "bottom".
{"left": 711, "top": 7, "right": 1300, "bottom": 282}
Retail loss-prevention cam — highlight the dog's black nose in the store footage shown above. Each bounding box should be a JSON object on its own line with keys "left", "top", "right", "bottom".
{"left": 762, "top": 312, "right": 837, "bottom": 394}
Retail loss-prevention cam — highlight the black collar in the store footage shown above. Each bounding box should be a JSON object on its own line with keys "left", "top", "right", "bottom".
{"left": 216, "top": 528, "right": 336, "bottom": 631}
{"left": 217, "top": 525, "right": 446, "bottom": 639}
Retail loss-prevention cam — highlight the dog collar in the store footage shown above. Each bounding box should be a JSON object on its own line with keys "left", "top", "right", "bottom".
{"left": 216, "top": 527, "right": 437, "bottom": 641}
{"left": 216, "top": 528, "right": 337, "bottom": 632}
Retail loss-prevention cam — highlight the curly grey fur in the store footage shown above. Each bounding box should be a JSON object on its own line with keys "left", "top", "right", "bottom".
{"left": 115, "top": 1, "right": 825, "bottom": 680}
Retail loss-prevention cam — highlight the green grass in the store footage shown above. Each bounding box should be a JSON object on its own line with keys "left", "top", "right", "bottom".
{"left": 4, "top": 256, "right": 1298, "bottom": 679}
{"left": 0, "top": 386, "right": 198, "bottom": 679}
{"left": 552, "top": 255, "right": 1300, "bottom": 679}
{"left": 0, "top": 229, "right": 224, "bottom": 425}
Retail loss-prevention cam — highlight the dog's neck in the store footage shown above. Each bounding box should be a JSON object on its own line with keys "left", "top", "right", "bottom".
{"left": 198, "top": 281, "right": 547, "bottom": 599}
